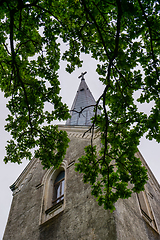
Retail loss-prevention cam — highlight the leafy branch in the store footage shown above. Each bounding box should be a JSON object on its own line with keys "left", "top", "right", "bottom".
{"left": 0, "top": 0, "right": 159, "bottom": 211}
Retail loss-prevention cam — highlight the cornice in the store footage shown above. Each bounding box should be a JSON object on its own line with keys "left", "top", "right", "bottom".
{"left": 58, "top": 125, "right": 101, "bottom": 139}
{"left": 10, "top": 157, "right": 41, "bottom": 195}
{"left": 136, "top": 151, "right": 160, "bottom": 194}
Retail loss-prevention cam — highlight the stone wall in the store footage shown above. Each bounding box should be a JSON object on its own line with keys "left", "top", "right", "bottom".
{"left": 3, "top": 126, "right": 160, "bottom": 240}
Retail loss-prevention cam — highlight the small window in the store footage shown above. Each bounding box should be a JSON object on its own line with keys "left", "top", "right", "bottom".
{"left": 53, "top": 171, "right": 65, "bottom": 205}
{"left": 137, "top": 191, "right": 158, "bottom": 232}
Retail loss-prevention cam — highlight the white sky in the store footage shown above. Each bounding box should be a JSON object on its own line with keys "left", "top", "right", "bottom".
{"left": 0, "top": 55, "right": 160, "bottom": 239}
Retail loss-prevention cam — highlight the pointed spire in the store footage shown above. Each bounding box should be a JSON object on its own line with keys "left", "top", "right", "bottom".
{"left": 66, "top": 72, "right": 100, "bottom": 126}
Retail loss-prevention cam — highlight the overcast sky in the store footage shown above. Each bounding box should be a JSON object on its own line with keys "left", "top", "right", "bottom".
{"left": 1, "top": 55, "right": 160, "bottom": 239}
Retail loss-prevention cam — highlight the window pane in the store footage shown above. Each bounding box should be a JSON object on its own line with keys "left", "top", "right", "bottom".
{"left": 54, "top": 171, "right": 65, "bottom": 184}
{"left": 56, "top": 183, "right": 61, "bottom": 199}
{"left": 61, "top": 180, "right": 64, "bottom": 196}
{"left": 53, "top": 171, "right": 65, "bottom": 204}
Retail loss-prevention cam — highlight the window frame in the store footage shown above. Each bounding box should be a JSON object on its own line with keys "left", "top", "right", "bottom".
{"left": 137, "top": 190, "right": 159, "bottom": 233}
{"left": 39, "top": 161, "right": 67, "bottom": 225}
{"left": 52, "top": 171, "right": 65, "bottom": 205}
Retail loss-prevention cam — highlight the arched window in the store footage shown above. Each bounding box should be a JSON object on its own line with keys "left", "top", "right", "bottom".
{"left": 53, "top": 171, "right": 65, "bottom": 205}
{"left": 39, "top": 162, "right": 67, "bottom": 225}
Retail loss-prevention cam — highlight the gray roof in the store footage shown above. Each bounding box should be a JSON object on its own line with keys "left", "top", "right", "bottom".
{"left": 66, "top": 76, "right": 100, "bottom": 126}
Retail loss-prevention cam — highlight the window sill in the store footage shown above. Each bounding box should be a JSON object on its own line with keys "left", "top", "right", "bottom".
{"left": 40, "top": 200, "right": 64, "bottom": 225}
{"left": 142, "top": 214, "right": 159, "bottom": 234}
{"left": 45, "top": 199, "right": 64, "bottom": 215}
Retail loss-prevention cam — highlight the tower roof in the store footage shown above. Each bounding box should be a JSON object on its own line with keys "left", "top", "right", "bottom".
{"left": 66, "top": 72, "right": 100, "bottom": 126}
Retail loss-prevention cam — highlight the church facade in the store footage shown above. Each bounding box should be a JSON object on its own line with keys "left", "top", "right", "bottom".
{"left": 3, "top": 76, "right": 160, "bottom": 240}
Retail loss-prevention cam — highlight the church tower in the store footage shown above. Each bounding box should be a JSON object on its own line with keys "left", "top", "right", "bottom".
{"left": 3, "top": 74, "right": 160, "bottom": 240}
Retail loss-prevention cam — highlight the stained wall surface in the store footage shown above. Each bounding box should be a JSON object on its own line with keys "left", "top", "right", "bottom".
{"left": 3, "top": 126, "right": 160, "bottom": 240}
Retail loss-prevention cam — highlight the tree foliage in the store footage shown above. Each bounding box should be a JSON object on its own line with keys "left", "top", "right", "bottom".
{"left": 0, "top": 0, "right": 160, "bottom": 211}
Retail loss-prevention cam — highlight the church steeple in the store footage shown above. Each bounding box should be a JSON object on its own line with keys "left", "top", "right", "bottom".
{"left": 66, "top": 72, "right": 99, "bottom": 126}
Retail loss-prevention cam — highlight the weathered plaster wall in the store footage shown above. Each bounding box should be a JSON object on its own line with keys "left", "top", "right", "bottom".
{"left": 3, "top": 161, "right": 46, "bottom": 240}
{"left": 115, "top": 193, "right": 159, "bottom": 240}
{"left": 3, "top": 126, "right": 160, "bottom": 240}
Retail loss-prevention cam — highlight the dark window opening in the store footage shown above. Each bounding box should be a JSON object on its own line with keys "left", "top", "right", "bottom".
{"left": 52, "top": 171, "right": 65, "bottom": 205}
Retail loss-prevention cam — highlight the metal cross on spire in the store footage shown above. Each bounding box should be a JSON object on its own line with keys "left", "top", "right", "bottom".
{"left": 78, "top": 71, "right": 87, "bottom": 80}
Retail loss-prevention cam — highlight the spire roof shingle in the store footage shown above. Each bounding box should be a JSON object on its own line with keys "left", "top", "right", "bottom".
{"left": 66, "top": 73, "right": 99, "bottom": 126}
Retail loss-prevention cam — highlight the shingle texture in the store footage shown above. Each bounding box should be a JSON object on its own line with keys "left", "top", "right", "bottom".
{"left": 66, "top": 78, "right": 100, "bottom": 126}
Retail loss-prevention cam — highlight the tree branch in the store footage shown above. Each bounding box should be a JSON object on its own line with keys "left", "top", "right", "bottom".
{"left": 137, "top": 0, "right": 159, "bottom": 80}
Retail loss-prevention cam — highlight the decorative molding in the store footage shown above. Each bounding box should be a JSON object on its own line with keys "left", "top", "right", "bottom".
{"left": 137, "top": 190, "right": 159, "bottom": 233}
{"left": 58, "top": 125, "right": 101, "bottom": 140}
{"left": 148, "top": 192, "right": 154, "bottom": 199}
{"left": 66, "top": 130, "right": 101, "bottom": 140}
{"left": 67, "top": 132, "right": 90, "bottom": 139}
{"left": 41, "top": 160, "right": 67, "bottom": 186}
{"left": 67, "top": 160, "right": 75, "bottom": 169}
{"left": 10, "top": 157, "right": 41, "bottom": 196}
{"left": 39, "top": 160, "right": 67, "bottom": 225}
